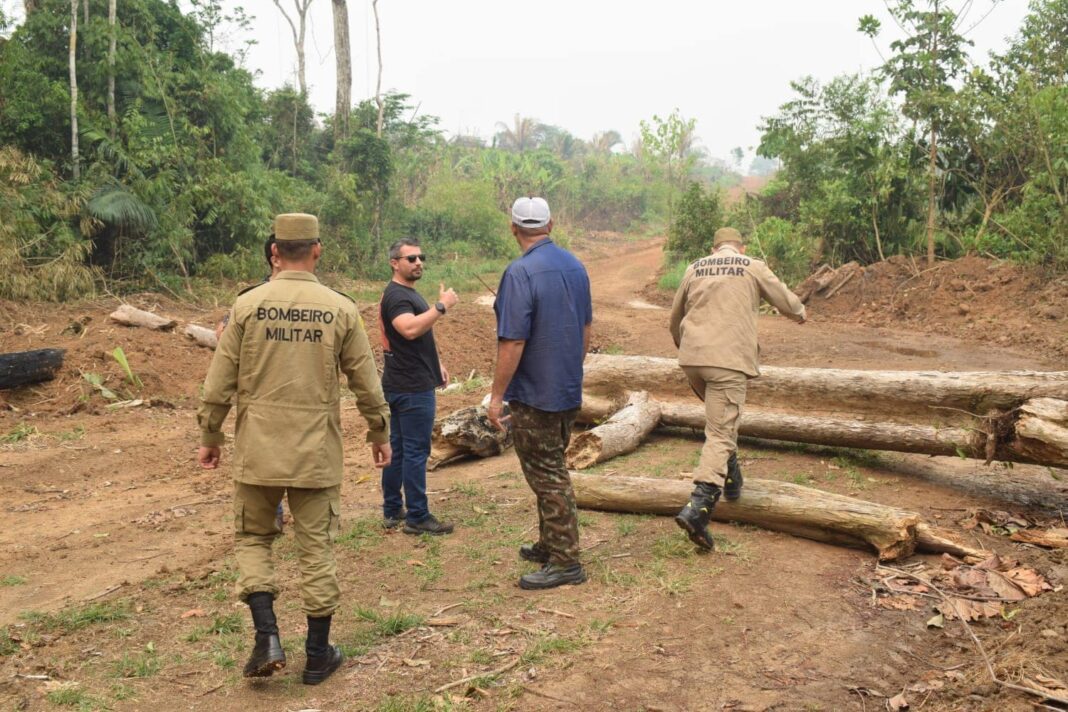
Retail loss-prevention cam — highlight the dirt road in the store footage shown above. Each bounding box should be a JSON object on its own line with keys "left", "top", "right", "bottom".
{"left": 0, "top": 236, "right": 1065, "bottom": 711}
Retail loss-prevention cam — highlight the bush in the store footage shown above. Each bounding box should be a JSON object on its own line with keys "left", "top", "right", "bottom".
{"left": 666, "top": 182, "right": 723, "bottom": 261}
{"left": 748, "top": 217, "right": 814, "bottom": 286}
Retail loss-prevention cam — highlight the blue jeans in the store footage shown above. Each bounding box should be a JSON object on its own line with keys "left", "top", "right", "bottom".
{"left": 382, "top": 389, "right": 436, "bottom": 524}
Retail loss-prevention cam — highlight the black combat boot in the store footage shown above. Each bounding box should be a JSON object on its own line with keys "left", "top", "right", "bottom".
{"left": 518, "top": 563, "right": 587, "bottom": 590}
{"left": 674, "top": 482, "right": 722, "bottom": 551}
{"left": 243, "top": 592, "right": 286, "bottom": 678}
{"left": 518, "top": 542, "right": 550, "bottom": 564}
{"left": 724, "top": 452, "right": 743, "bottom": 502}
{"left": 303, "top": 615, "right": 344, "bottom": 685}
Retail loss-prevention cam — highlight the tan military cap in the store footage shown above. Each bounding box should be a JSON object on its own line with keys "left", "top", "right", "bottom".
{"left": 713, "top": 226, "right": 744, "bottom": 247}
{"left": 273, "top": 213, "right": 319, "bottom": 242}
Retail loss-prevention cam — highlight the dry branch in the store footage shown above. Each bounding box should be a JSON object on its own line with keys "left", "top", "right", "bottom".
{"left": 428, "top": 405, "right": 512, "bottom": 470}
{"left": 571, "top": 473, "right": 986, "bottom": 561}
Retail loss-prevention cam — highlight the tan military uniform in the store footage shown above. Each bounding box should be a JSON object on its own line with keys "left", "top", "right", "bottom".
{"left": 198, "top": 270, "right": 389, "bottom": 616}
{"left": 668, "top": 245, "right": 805, "bottom": 486}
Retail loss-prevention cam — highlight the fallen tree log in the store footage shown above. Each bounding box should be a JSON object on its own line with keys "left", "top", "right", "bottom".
{"left": 579, "top": 397, "right": 1068, "bottom": 469}
{"left": 571, "top": 473, "right": 985, "bottom": 561}
{"left": 109, "top": 304, "right": 177, "bottom": 331}
{"left": 566, "top": 392, "right": 661, "bottom": 469}
{"left": 183, "top": 324, "right": 218, "bottom": 350}
{"left": 0, "top": 349, "right": 66, "bottom": 390}
{"left": 582, "top": 354, "right": 1068, "bottom": 424}
{"left": 428, "top": 405, "right": 513, "bottom": 471}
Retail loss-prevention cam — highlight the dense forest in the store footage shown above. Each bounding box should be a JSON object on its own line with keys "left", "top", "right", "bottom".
{"left": 0, "top": 0, "right": 1065, "bottom": 301}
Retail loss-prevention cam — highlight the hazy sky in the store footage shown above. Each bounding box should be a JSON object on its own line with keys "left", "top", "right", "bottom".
{"left": 5, "top": 0, "right": 1034, "bottom": 165}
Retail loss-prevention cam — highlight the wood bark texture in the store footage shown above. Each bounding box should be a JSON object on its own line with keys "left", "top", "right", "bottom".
{"left": 69, "top": 0, "right": 79, "bottom": 180}
{"left": 331, "top": 0, "right": 351, "bottom": 141}
{"left": 0, "top": 349, "right": 66, "bottom": 390}
{"left": 108, "top": 305, "right": 177, "bottom": 331}
{"left": 571, "top": 473, "right": 984, "bottom": 561}
{"left": 428, "top": 405, "right": 513, "bottom": 471}
{"left": 183, "top": 324, "right": 218, "bottom": 350}
{"left": 566, "top": 392, "right": 661, "bottom": 469}
{"left": 586, "top": 398, "right": 1068, "bottom": 468}
{"left": 582, "top": 354, "right": 1068, "bottom": 424}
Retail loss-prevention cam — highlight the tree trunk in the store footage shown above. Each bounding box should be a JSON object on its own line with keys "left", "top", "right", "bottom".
{"left": 69, "top": 0, "right": 80, "bottom": 181}
{"left": 925, "top": 0, "right": 940, "bottom": 267}
{"left": 372, "top": 0, "right": 385, "bottom": 138}
{"left": 578, "top": 397, "right": 1068, "bottom": 469}
{"left": 331, "top": 0, "right": 351, "bottom": 142}
{"left": 571, "top": 473, "right": 984, "bottom": 561}
{"left": 428, "top": 405, "right": 513, "bottom": 471}
{"left": 183, "top": 324, "right": 218, "bottom": 350}
{"left": 582, "top": 354, "right": 1068, "bottom": 424}
{"left": 566, "top": 392, "right": 661, "bottom": 469}
{"left": 0, "top": 349, "right": 66, "bottom": 390}
{"left": 108, "top": 304, "right": 177, "bottom": 331}
{"left": 272, "top": 0, "right": 311, "bottom": 96}
{"left": 107, "top": 0, "right": 116, "bottom": 138}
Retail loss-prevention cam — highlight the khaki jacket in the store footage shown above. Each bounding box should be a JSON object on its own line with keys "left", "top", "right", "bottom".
{"left": 198, "top": 271, "right": 389, "bottom": 488}
{"left": 669, "top": 246, "right": 806, "bottom": 377}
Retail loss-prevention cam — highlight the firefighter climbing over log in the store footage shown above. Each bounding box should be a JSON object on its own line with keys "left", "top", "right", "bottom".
{"left": 668, "top": 226, "right": 807, "bottom": 550}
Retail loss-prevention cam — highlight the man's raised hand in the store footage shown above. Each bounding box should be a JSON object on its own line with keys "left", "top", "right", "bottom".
{"left": 439, "top": 283, "right": 459, "bottom": 311}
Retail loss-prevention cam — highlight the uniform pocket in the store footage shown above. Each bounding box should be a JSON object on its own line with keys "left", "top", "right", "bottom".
{"left": 328, "top": 497, "right": 341, "bottom": 543}
{"left": 233, "top": 500, "right": 245, "bottom": 534}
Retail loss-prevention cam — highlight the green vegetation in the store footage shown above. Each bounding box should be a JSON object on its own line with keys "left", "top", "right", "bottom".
{"left": 0, "top": 0, "right": 736, "bottom": 302}
{"left": 1, "top": 422, "right": 38, "bottom": 443}
{"left": 1, "top": 575, "right": 27, "bottom": 586}
{"left": 21, "top": 601, "right": 130, "bottom": 633}
{"left": 45, "top": 686, "right": 100, "bottom": 709}
{"left": 355, "top": 608, "right": 425, "bottom": 637}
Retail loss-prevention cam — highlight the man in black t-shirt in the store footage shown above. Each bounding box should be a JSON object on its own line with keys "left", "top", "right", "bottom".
{"left": 378, "top": 238, "right": 458, "bottom": 535}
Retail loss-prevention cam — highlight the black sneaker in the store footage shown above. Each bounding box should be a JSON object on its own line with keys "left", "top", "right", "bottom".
{"left": 383, "top": 509, "right": 406, "bottom": 529}
{"left": 242, "top": 633, "right": 286, "bottom": 678}
{"left": 518, "top": 563, "right": 587, "bottom": 590}
{"left": 724, "top": 452, "right": 743, "bottom": 502}
{"left": 302, "top": 645, "right": 344, "bottom": 685}
{"left": 519, "top": 542, "right": 550, "bottom": 564}
{"left": 402, "top": 514, "right": 454, "bottom": 536}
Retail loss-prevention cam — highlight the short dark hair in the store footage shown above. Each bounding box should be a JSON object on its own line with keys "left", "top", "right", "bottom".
{"left": 388, "top": 237, "right": 421, "bottom": 261}
{"left": 264, "top": 236, "right": 275, "bottom": 268}
{"left": 275, "top": 239, "right": 318, "bottom": 261}
{"left": 515, "top": 223, "right": 550, "bottom": 239}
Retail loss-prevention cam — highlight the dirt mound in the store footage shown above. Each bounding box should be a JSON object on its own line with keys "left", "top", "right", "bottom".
{"left": 0, "top": 289, "right": 497, "bottom": 418}
{"left": 805, "top": 256, "right": 1068, "bottom": 361}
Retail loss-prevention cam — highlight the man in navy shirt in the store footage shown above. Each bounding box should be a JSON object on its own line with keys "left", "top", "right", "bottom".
{"left": 488, "top": 197, "right": 592, "bottom": 590}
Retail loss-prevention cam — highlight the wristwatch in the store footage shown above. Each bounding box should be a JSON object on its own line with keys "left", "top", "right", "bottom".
{"left": 435, "top": 301, "right": 446, "bottom": 314}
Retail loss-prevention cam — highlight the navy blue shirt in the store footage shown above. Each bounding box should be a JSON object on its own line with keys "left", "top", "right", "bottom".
{"left": 494, "top": 238, "right": 592, "bottom": 412}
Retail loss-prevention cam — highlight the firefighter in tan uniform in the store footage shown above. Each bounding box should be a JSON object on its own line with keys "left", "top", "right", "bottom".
{"left": 668, "top": 227, "right": 806, "bottom": 550}
{"left": 196, "top": 213, "right": 391, "bottom": 685}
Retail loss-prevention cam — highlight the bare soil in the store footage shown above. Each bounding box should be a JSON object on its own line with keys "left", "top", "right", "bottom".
{"left": 0, "top": 236, "right": 1065, "bottom": 712}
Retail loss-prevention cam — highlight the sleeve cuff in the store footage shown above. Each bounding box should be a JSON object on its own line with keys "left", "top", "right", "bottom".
{"left": 201, "top": 431, "right": 226, "bottom": 447}
{"left": 365, "top": 428, "right": 390, "bottom": 445}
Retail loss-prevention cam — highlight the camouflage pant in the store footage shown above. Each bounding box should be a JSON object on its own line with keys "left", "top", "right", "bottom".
{"left": 510, "top": 401, "right": 580, "bottom": 566}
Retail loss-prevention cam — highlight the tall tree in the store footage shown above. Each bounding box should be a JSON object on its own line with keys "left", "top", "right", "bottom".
{"left": 861, "top": 1, "right": 973, "bottom": 265}
{"left": 271, "top": 0, "right": 313, "bottom": 96}
{"left": 494, "top": 114, "right": 543, "bottom": 152}
{"left": 639, "top": 109, "right": 697, "bottom": 223}
{"left": 68, "top": 0, "right": 79, "bottom": 180}
{"left": 372, "top": 0, "right": 384, "bottom": 137}
{"left": 590, "top": 130, "right": 622, "bottom": 155}
{"left": 332, "top": 0, "right": 351, "bottom": 141}
{"left": 107, "top": 0, "right": 116, "bottom": 137}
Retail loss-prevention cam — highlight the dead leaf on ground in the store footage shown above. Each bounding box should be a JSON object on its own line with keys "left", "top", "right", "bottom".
{"left": 878, "top": 594, "right": 923, "bottom": 611}
{"left": 937, "top": 597, "right": 1002, "bottom": 621}
{"left": 926, "top": 613, "right": 945, "bottom": 629}
{"left": 406, "top": 559, "right": 425, "bottom": 567}
{"left": 1002, "top": 567, "right": 1052, "bottom": 597}
{"left": 887, "top": 692, "right": 909, "bottom": 710}
{"left": 1028, "top": 674, "right": 1068, "bottom": 696}
{"left": 180, "top": 609, "right": 205, "bottom": 619}
{"left": 402, "top": 658, "right": 430, "bottom": 667}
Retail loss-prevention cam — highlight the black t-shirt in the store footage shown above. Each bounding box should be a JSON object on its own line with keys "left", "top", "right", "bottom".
{"left": 379, "top": 281, "right": 442, "bottom": 393}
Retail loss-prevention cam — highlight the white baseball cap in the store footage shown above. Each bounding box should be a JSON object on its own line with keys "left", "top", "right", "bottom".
{"left": 511, "top": 196, "right": 551, "bottom": 228}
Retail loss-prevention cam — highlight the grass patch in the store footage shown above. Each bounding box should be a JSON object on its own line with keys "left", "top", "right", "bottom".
{"left": 45, "top": 686, "right": 101, "bottom": 709}
{"left": 519, "top": 635, "right": 585, "bottom": 666}
{"left": 355, "top": 608, "right": 426, "bottom": 637}
{"left": 112, "top": 646, "right": 161, "bottom": 678}
{"left": 21, "top": 600, "right": 130, "bottom": 633}
{"left": 54, "top": 425, "right": 86, "bottom": 442}
{"left": 1, "top": 422, "right": 38, "bottom": 444}
{"left": 791, "top": 473, "right": 814, "bottom": 485}
{"left": 337, "top": 515, "right": 385, "bottom": 553}
{"left": 1, "top": 574, "right": 27, "bottom": 586}
{"left": 0, "top": 628, "right": 19, "bottom": 656}
{"left": 185, "top": 613, "right": 243, "bottom": 642}
{"left": 652, "top": 534, "right": 697, "bottom": 559}
{"left": 657, "top": 257, "right": 690, "bottom": 291}
{"left": 413, "top": 535, "right": 444, "bottom": 587}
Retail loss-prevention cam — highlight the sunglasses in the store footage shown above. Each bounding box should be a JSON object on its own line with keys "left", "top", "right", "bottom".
{"left": 400, "top": 254, "right": 427, "bottom": 264}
